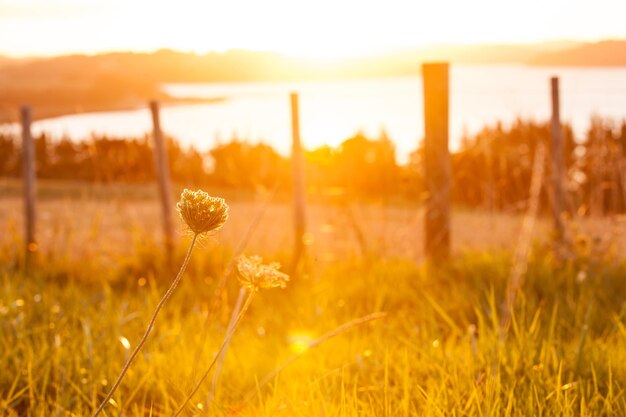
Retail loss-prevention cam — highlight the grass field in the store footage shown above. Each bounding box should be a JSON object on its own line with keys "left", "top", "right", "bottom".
{"left": 1, "top": 181, "right": 625, "bottom": 416}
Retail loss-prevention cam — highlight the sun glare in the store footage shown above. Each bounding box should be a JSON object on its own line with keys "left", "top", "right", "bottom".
{"left": 2, "top": 0, "right": 626, "bottom": 58}
{"left": 288, "top": 332, "right": 313, "bottom": 354}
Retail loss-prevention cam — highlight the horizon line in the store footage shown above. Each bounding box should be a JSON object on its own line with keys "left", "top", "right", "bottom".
{"left": 3, "top": 37, "right": 625, "bottom": 60}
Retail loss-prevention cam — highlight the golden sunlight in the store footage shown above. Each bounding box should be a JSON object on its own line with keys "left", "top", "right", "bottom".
{"left": 2, "top": 0, "right": 626, "bottom": 57}
{"left": 287, "top": 332, "right": 314, "bottom": 354}
{"left": 2, "top": 0, "right": 626, "bottom": 415}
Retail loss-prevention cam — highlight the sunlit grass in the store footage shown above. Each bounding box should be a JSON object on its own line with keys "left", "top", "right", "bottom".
{"left": 1, "top": 244, "right": 624, "bottom": 415}
{"left": 0, "top": 181, "right": 624, "bottom": 415}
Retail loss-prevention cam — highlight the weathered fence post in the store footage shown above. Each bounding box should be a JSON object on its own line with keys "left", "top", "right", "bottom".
{"left": 149, "top": 101, "right": 175, "bottom": 259}
{"left": 550, "top": 76, "right": 566, "bottom": 238}
{"left": 21, "top": 105, "right": 37, "bottom": 267}
{"left": 422, "top": 63, "right": 451, "bottom": 260}
{"left": 290, "top": 92, "right": 306, "bottom": 270}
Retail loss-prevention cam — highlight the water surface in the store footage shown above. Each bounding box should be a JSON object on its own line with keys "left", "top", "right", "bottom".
{"left": 4, "top": 65, "right": 626, "bottom": 162}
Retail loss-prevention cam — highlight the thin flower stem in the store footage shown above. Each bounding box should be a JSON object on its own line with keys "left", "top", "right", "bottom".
{"left": 94, "top": 234, "right": 198, "bottom": 417}
{"left": 173, "top": 290, "right": 255, "bottom": 417}
{"left": 189, "top": 184, "right": 277, "bottom": 382}
{"left": 210, "top": 286, "right": 246, "bottom": 401}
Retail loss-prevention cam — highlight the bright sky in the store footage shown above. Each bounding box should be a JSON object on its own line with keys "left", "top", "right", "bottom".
{"left": 2, "top": 0, "right": 626, "bottom": 58}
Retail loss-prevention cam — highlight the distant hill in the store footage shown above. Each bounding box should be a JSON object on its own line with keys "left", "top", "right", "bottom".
{"left": 0, "top": 42, "right": 576, "bottom": 86}
{"left": 0, "top": 51, "right": 231, "bottom": 123}
{"left": 0, "top": 40, "right": 622, "bottom": 123}
{"left": 0, "top": 55, "right": 24, "bottom": 69}
{"left": 1, "top": 46, "right": 548, "bottom": 123}
{"left": 0, "top": 55, "right": 37, "bottom": 69}
{"left": 530, "top": 40, "right": 626, "bottom": 66}
{"left": 406, "top": 41, "right": 581, "bottom": 64}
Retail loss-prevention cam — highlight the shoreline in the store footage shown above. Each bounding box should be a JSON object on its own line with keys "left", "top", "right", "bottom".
{"left": 0, "top": 96, "right": 226, "bottom": 125}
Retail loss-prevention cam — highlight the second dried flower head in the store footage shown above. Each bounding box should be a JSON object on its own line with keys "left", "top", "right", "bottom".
{"left": 237, "top": 255, "right": 289, "bottom": 292}
{"left": 177, "top": 189, "right": 229, "bottom": 235}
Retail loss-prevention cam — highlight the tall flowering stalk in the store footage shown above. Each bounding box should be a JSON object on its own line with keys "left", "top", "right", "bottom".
{"left": 94, "top": 190, "right": 228, "bottom": 417}
{"left": 173, "top": 255, "right": 289, "bottom": 416}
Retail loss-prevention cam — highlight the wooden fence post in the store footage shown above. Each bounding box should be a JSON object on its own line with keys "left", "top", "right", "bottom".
{"left": 422, "top": 63, "right": 451, "bottom": 260}
{"left": 149, "top": 101, "right": 175, "bottom": 259}
{"left": 21, "top": 105, "right": 37, "bottom": 266}
{"left": 290, "top": 92, "right": 306, "bottom": 270}
{"left": 550, "top": 76, "right": 566, "bottom": 238}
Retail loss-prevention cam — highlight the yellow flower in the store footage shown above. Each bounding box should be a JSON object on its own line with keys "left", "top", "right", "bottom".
{"left": 237, "top": 255, "right": 289, "bottom": 291}
{"left": 177, "top": 189, "right": 228, "bottom": 235}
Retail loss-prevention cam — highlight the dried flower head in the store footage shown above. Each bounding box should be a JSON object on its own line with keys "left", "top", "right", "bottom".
{"left": 177, "top": 189, "right": 228, "bottom": 235}
{"left": 237, "top": 255, "right": 289, "bottom": 291}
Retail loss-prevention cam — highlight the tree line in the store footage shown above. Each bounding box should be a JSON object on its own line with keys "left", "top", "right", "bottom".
{"left": 1, "top": 116, "right": 626, "bottom": 213}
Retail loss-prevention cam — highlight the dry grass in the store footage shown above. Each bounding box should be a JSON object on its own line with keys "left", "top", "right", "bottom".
{"left": 1, "top": 181, "right": 624, "bottom": 265}
{"left": 0, "top": 180, "right": 625, "bottom": 416}
{"left": 0, "top": 197, "right": 531, "bottom": 260}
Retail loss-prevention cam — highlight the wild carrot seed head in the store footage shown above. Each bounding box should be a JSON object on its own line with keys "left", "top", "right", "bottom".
{"left": 177, "top": 189, "right": 229, "bottom": 235}
{"left": 237, "top": 255, "right": 289, "bottom": 292}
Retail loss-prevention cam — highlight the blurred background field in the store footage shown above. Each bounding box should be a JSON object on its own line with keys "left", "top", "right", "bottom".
{"left": 0, "top": 181, "right": 528, "bottom": 264}
{"left": 3, "top": 179, "right": 626, "bottom": 264}
{"left": 1, "top": 193, "right": 626, "bottom": 415}
{"left": 1, "top": 178, "right": 626, "bottom": 414}
{"left": 3, "top": 179, "right": 626, "bottom": 272}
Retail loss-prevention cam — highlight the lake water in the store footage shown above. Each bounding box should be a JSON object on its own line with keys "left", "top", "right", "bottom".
{"left": 3, "top": 64, "right": 626, "bottom": 163}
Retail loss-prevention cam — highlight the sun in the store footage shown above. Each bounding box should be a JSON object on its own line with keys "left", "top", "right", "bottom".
{"left": 145, "top": 0, "right": 389, "bottom": 60}
{"left": 2, "top": 0, "right": 626, "bottom": 58}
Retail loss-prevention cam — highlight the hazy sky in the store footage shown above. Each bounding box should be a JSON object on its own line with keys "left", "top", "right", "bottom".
{"left": 2, "top": 0, "right": 626, "bottom": 58}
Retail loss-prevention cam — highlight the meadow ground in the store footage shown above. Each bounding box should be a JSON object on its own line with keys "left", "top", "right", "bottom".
{"left": 1, "top": 181, "right": 625, "bottom": 416}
